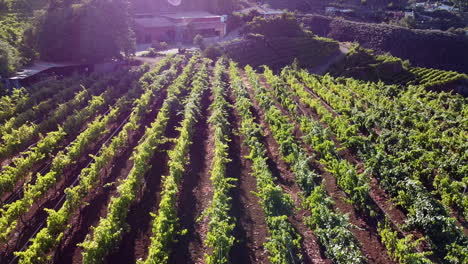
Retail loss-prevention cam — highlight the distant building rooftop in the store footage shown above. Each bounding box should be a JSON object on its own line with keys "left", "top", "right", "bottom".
{"left": 10, "top": 62, "right": 79, "bottom": 80}
{"left": 135, "top": 17, "right": 175, "bottom": 28}
{"left": 161, "top": 11, "right": 222, "bottom": 20}
{"left": 135, "top": 11, "right": 223, "bottom": 29}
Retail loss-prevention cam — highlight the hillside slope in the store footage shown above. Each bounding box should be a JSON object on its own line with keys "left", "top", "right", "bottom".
{"left": 302, "top": 15, "right": 468, "bottom": 73}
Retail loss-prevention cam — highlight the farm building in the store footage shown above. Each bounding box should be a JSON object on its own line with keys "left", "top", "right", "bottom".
{"left": 134, "top": 11, "right": 227, "bottom": 43}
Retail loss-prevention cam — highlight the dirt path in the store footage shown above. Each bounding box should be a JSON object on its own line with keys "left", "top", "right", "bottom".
{"left": 227, "top": 87, "right": 270, "bottom": 264}
{"left": 105, "top": 141, "right": 172, "bottom": 264}
{"left": 170, "top": 86, "right": 213, "bottom": 264}
{"left": 308, "top": 43, "right": 350, "bottom": 75}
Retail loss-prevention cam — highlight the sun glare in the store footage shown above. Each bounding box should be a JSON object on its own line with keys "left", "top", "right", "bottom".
{"left": 167, "top": 0, "right": 182, "bottom": 6}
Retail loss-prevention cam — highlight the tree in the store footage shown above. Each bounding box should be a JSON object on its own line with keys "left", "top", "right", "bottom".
{"left": 193, "top": 34, "right": 205, "bottom": 49}
{"left": 243, "top": 13, "right": 305, "bottom": 38}
{"left": 33, "top": 0, "right": 135, "bottom": 63}
{"left": 0, "top": 40, "right": 20, "bottom": 76}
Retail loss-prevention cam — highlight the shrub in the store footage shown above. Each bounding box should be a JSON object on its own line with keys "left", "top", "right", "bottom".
{"left": 202, "top": 44, "right": 223, "bottom": 60}
{"left": 141, "top": 48, "right": 158, "bottom": 57}
{"left": 151, "top": 41, "right": 168, "bottom": 51}
{"left": 242, "top": 13, "right": 304, "bottom": 38}
{"left": 193, "top": 34, "right": 205, "bottom": 49}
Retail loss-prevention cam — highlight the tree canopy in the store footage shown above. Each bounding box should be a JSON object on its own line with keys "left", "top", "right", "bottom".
{"left": 33, "top": 0, "right": 135, "bottom": 63}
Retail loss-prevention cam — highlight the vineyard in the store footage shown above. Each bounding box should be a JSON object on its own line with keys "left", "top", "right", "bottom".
{"left": 0, "top": 53, "right": 466, "bottom": 264}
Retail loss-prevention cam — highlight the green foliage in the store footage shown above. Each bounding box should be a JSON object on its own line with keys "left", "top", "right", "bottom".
{"left": 15, "top": 56, "right": 179, "bottom": 264}
{"left": 202, "top": 44, "right": 223, "bottom": 61}
{"left": 0, "top": 38, "right": 20, "bottom": 75}
{"left": 203, "top": 58, "right": 236, "bottom": 264}
{"left": 0, "top": 13, "right": 32, "bottom": 76}
{"left": 142, "top": 60, "right": 208, "bottom": 264}
{"left": 242, "top": 13, "right": 304, "bottom": 38}
{"left": 378, "top": 220, "right": 432, "bottom": 264}
{"left": 247, "top": 65, "right": 367, "bottom": 263}
{"left": 0, "top": 88, "right": 112, "bottom": 242}
{"left": 80, "top": 55, "right": 198, "bottom": 264}
{"left": 229, "top": 61, "right": 302, "bottom": 264}
{"left": 304, "top": 186, "right": 364, "bottom": 264}
{"left": 33, "top": 0, "right": 135, "bottom": 63}
{"left": 222, "top": 34, "right": 338, "bottom": 70}
{"left": 289, "top": 63, "right": 468, "bottom": 261}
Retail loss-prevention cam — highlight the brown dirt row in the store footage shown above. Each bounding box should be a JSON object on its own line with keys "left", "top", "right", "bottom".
{"left": 0, "top": 105, "right": 136, "bottom": 264}
{"left": 54, "top": 60, "right": 194, "bottom": 263}
{"left": 53, "top": 81, "right": 178, "bottom": 264}
{"left": 294, "top": 77, "right": 466, "bottom": 244}
{"left": 0, "top": 98, "right": 135, "bottom": 262}
{"left": 0, "top": 156, "right": 52, "bottom": 205}
{"left": 226, "top": 87, "right": 270, "bottom": 264}
{"left": 240, "top": 72, "right": 332, "bottom": 264}
{"left": 169, "top": 85, "right": 213, "bottom": 264}
{"left": 0, "top": 75, "right": 135, "bottom": 206}
{"left": 243, "top": 71, "right": 400, "bottom": 263}
{"left": 262, "top": 76, "right": 410, "bottom": 229}
{"left": 0, "top": 74, "right": 128, "bottom": 167}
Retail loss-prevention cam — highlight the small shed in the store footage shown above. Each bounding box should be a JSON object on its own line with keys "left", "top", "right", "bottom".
{"left": 5, "top": 62, "right": 90, "bottom": 90}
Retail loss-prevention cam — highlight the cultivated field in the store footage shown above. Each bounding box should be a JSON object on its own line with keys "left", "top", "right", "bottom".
{"left": 0, "top": 54, "right": 466, "bottom": 264}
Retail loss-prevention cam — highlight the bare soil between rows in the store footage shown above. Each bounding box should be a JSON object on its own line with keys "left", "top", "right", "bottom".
{"left": 227, "top": 86, "right": 270, "bottom": 264}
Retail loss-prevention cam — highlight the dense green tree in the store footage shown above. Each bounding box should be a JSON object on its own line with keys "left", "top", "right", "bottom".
{"left": 33, "top": 0, "right": 135, "bottom": 63}
{"left": 0, "top": 39, "right": 20, "bottom": 76}
{"left": 242, "top": 13, "right": 305, "bottom": 38}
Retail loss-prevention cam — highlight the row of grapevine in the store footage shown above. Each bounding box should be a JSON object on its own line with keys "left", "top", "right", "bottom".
{"left": 0, "top": 63, "right": 159, "bottom": 198}
{"left": 322, "top": 74, "right": 467, "bottom": 223}
{"left": 0, "top": 80, "right": 85, "bottom": 140}
{"left": 14, "top": 55, "right": 184, "bottom": 264}
{"left": 0, "top": 86, "right": 133, "bottom": 242}
{"left": 0, "top": 87, "right": 95, "bottom": 161}
{"left": 0, "top": 87, "right": 111, "bottom": 198}
{"left": 299, "top": 72, "right": 465, "bottom": 206}
{"left": 399, "top": 84, "right": 467, "bottom": 118}
{"left": 243, "top": 65, "right": 366, "bottom": 264}
{"left": 408, "top": 67, "right": 468, "bottom": 88}
{"left": 259, "top": 66, "right": 432, "bottom": 263}
{"left": 229, "top": 62, "right": 303, "bottom": 264}
{"left": 262, "top": 66, "right": 374, "bottom": 215}
{"left": 202, "top": 58, "right": 236, "bottom": 264}
{"left": 0, "top": 73, "right": 100, "bottom": 125}
{"left": 288, "top": 69, "right": 467, "bottom": 262}
{"left": 79, "top": 55, "right": 199, "bottom": 264}
{"left": 141, "top": 60, "right": 209, "bottom": 264}
{"left": 332, "top": 76, "right": 465, "bottom": 157}
{"left": 0, "top": 68, "right": 146, "bottom": 161}
{"left": 139, "top": 54, "right": 175, "bottom": 88}
{"left": 0, "top": 88, "right": 29, "bottom": 122}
